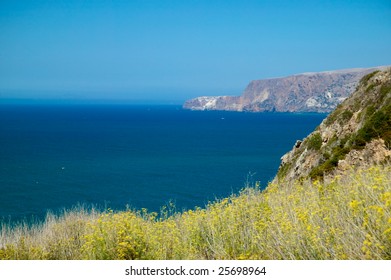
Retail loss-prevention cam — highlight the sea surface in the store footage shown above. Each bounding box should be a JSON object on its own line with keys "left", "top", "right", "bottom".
{"left": 0, "top": 104, "right": 327, "bottom": 223}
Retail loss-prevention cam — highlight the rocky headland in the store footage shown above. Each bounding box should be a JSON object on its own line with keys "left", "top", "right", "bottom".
{"left": 184, "top": 66, "right": 389, "bottom": 113}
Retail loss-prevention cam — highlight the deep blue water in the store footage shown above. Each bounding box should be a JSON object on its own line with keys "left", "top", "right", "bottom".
{"left": 0, "top": 104, "right": 326, "bottom": 223}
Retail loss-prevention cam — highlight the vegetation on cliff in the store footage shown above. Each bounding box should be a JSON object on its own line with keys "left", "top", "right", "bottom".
{"left": 277, "top": 69, "right": 391, "bottom": 181}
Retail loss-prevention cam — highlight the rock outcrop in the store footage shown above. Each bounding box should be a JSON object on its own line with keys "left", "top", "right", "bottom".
{"left": 184, "top": 66, "right": 389, "bottom": 113}
{"left": 276, "top": 68, "right": 391, "bottom": 182}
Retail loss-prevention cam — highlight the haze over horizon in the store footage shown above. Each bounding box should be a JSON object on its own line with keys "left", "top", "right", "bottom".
{"left": 1, "top": 0, "right": 390, "bottom": 104}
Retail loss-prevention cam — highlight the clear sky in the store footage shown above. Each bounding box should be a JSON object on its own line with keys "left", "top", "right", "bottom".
{"left": 0, "top": 0, "right": 390, "bottom": 103}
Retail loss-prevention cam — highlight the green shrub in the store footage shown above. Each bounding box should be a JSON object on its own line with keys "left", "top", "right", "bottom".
{"left": 307, "top": 133, "right": 322, "bottom": 151}
{"left": 352, "top": 104, "right": 391, "bottom": 148}
{"left": 309, "top": 142, "right": 350, "bottom": 180}
{"left": 379, "top": 82, "right": 391, "bottom": 101}
{"left": 366, "top": 105, "right": 376, "bottom": 118}
{"left": 339, "top": 110, "right": 353, "bottom": 124}
{"left": 365, "top": 83, "right": 376, "bottom": 93}
{"left": 324, "top": 105, "right": 343, "bottom": 126}
{"left": 277, "top": 161, "right": 292, "bottom": 180}
{"left": 360, "top": 71, "right": 380, "bottom": 86}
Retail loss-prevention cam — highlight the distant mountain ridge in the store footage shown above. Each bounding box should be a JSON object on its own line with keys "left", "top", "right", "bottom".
{"left": 183, "top": 66, "right": 390, "bottom": 113}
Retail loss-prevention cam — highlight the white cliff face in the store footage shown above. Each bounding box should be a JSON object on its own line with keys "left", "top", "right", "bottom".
{"left": 305, "top": 97, "right": 321, "bottom": 108}
{"left": 183, "top": 96, "right": 242, "bottom": 111}
{"left": 254, "top": 89, "right": 269, "bottom": 103}
{"left": 183, "top": 96, "right": 220, "bottom": 110}
{"left": 305, "top": 92, "right": 347, "bottom": 110}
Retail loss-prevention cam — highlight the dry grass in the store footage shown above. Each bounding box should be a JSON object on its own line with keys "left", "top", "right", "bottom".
{"left": 1, "top": 165, "right": 390, "bottom": 259}
{"left": 0, "top": 207, "right": 99, "bottom": 259}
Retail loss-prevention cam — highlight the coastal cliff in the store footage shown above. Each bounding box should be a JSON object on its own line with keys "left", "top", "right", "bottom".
{"left": 276, "top": 68, "right": 391, "bottom": 181}
{"left": 184, "top": 66, "right": 389, "bottom": 113}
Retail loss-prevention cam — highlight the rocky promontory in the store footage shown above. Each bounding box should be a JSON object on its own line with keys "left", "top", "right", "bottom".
{"left": 183, "top": 66, "right": 389, "bottom": 113}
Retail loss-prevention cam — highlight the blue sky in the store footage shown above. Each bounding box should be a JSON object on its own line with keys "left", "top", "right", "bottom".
{"left": 0, "top": 0, "right": 390, "bottom": 103}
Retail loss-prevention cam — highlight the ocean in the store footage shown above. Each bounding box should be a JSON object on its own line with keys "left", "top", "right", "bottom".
{"left": 0, "top": 104, "right": 326, "bottom": 223}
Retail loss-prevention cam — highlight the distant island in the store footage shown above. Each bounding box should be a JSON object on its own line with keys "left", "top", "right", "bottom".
{"left": 183, "top": 66, "right": 390, "bottom": 113}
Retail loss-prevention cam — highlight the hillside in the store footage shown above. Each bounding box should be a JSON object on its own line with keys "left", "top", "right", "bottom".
{"left": 184, "top": 66, "right": 389, "bottom": 113}
{"left": 276, "top": 69, "right": 391, "bottom": 181}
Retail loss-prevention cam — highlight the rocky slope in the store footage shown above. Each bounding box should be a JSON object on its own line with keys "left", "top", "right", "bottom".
{"left": 276, "top": 68, "right": 391, "bottom": 182}
{"left": 184, "top": 66, "right": 389, "bottom": 113}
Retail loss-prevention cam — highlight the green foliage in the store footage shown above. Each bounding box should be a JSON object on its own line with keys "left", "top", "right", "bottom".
{"left": 352, "top": 99, "right": 362, "bottom": 112}
{"left": 324, "top": 105, "right": 343, "bottom": 126}
{"left": 366, "top": 105, "right": 376, "bottom": 118}
{"left": 360, "top": 71, "right": 380, "bottom": 86}
{"left": 307, "top": 133, "right": 322, "bottom": 151}
{"left": 322, "top": 152, "right": 331, "bottom": 161}
{"left": 379, "top": 82, "right": 391, "bottom": 101}
{"left": 277, "top": 162, "right": 292, "bottom": 180}
{"left": 309, "top": 161, "right": 333, "bottom": 180}
{"left": 309, "top": 135, "right": 351, "bottom": 180}
{"left": 324, "top": 107, "right": 353, "bottom": 126}
{"left": 339, "top": 110, "right": 353, "bottom": 125}
{"left": 352, "top": 103, "right": 391, "bottom": 148}
{"left": 365, "top": 83, "right": 376, "bottom": 93}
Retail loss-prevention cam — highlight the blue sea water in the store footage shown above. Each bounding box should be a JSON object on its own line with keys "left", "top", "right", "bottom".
{"left": 0, "top": 104, "right": 326, "bottom": 223}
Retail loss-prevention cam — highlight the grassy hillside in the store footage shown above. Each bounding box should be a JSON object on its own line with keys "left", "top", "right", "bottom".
{"left": 1, "top": 164, "right": 390, "bottom": 260}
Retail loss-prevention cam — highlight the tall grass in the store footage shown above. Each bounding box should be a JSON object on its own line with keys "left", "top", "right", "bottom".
{"left": 1, "top": 165, "right": 390, "bottom": 260}
{"left": 0, "top": 207, "right": 99, "bottom": 259}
